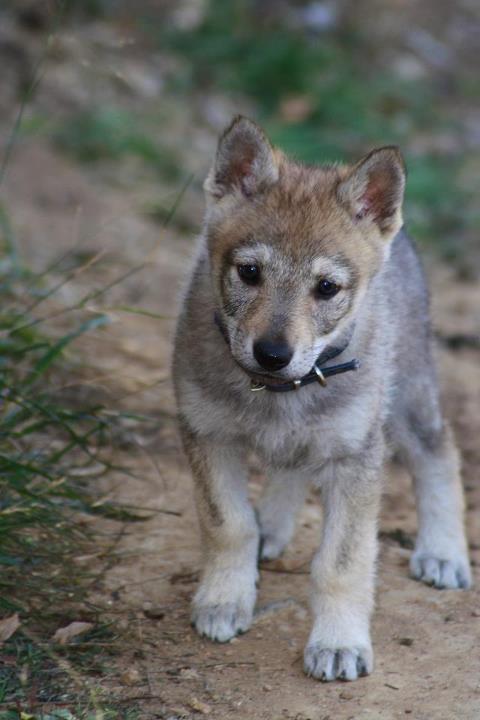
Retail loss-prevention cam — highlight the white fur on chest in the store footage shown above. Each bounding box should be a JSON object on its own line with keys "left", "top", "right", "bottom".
{"left": 181, "top": 373, "right": 380, "bottom": 471}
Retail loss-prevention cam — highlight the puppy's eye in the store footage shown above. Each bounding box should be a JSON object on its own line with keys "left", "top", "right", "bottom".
{"left": 315, "top": 278, "right": 340, "bottom": 299}
{"left": 237, "top": 264, "right": 261, "bottom": 286}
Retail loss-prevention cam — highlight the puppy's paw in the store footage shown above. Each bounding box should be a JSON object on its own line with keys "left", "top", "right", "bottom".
{"left": 410, "top": 552, "right": 471, "bottom": 590}
{"left": 191, "top": 602, "right": 253, "bottom": 643}
{"left": 304, "top": 644, "right": 373, "bottom": 682}
{"left": 259, "top": 532, "right": 288, "bottom": 561}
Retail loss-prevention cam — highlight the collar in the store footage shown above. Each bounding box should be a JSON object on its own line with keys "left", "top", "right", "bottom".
{"left": 214, "top": 313, "right": 360, "bottom": 393}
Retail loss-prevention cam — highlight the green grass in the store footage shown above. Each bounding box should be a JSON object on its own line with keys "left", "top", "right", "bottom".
{"left": 0, "top": 623, "right": 142, "bottom": 718}
{"left": 0, "top": 204, "right": 151, "bottom": 713}
{"left": 0, "top": 10, "right": 145, "bottom": 710}
{"left": 0, "top": 230, "right": 109, "bottom": 620}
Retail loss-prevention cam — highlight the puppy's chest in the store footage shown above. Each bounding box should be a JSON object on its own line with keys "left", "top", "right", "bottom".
{"left": 251, "top": 422, "right": 313, "bottom": 469}
{"left": 241, "top": 395, "right": 343, "bottom": 469}
{"left": 239, "top": 385, "right": 377, "bottom": 468}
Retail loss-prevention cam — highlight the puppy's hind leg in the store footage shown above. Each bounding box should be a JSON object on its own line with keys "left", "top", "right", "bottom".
{"left": 257, "top": 468, "right": 310, "bottom": 561}
{"left": 395, "top": 394, "right": 471, "bottom": 590}
{"left": 180, "top": 421, "right": 259, "bottom": 642}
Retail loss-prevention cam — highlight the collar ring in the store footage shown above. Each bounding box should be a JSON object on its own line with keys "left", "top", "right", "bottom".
{"left": 314, "top": 364, "right": 327, "bottom": 387}
{"left": 250, "top": 381, "right": 266, "bottom": 392}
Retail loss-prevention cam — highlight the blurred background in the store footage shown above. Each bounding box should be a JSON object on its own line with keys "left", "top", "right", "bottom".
{"left": 1, "top": 0, "right": 479, "bottom": 266}
{"left": 0, "top": 1, "right": 479, "bottom": 716}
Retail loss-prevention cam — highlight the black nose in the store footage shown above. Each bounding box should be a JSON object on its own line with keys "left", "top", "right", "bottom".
{"left": 253, "top": 339, "right": 293, "bottom": 372}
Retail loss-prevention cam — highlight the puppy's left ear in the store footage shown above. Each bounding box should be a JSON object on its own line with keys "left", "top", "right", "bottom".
{"left": 204, "top": 116, "right": 279, "bottom": 201}
{"left": 337, "top": 147, "right": 406, "bottom": 238}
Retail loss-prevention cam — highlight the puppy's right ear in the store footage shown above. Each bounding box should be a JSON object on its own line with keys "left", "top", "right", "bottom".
{"left": 204, "top": 116, "right": 279, "bottom": 200}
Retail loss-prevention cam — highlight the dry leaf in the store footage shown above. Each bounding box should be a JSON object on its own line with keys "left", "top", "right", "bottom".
{"left": 0, "top": 613, "right": 21, "bottom": 644}
{"left": 279, "top": 95, "right": 313, "bottom": 123}
{"left": 120, "top": 667, "right": 141, "bottom": 685}
{"left": 52, "top": 621, "right": 94, "bottom": 645}
{"left": 188, "top": 697, "right": 211, "bottom": 714}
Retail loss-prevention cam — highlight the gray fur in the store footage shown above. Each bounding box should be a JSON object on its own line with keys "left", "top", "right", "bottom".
{"left": 173, "top": 120, "right": 471, "bottom": 682}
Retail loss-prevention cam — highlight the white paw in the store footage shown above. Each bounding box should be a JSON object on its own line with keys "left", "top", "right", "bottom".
{"left": 259, "top": 532, "right": 288, "bottom": 561}
{"left": 192, "top": 602, "right": 253, "bottom": 642}
{"left": 410, "top": 552, "right": 471, "bottom": 589}
{"left": 304, "top": 644, "right": 373, "bottom": 682}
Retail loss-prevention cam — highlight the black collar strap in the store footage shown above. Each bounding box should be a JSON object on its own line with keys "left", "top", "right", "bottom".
{"left": 250, "top": 356, "right": 360, "bottom": 393}
{"left": 214, "top": 312, "right": 360, "bottom": 393}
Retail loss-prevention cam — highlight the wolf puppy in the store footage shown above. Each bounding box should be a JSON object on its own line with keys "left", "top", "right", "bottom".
{"left": 173, "top": 117, "right": 471, "bottom": 681}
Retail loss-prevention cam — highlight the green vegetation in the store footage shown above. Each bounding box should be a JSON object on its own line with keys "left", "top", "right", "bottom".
{"left": 1, "top": 203, "right": 114, "bottom": 616}
{"left": 0, "top": 625, "right": 131, "bottom": 716}
{"left": 54, "top": 108, "right": 180, "bottom": 180}
{"left": 0, "top": 205, "right": 148, "bottom": 713}
{"left": 159, "top": 0, "right": 476, "bottom": 256}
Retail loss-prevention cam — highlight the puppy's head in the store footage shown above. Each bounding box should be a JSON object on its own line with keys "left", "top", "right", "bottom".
{"left": 204, "top": 116, "right": 405, "bottom": 381}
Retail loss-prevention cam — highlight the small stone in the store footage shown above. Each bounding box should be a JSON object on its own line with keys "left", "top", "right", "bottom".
{"left": 180, "top": 667, "right": 201, "bottom": 680}
{"left": 120, "top": 668, "right": 140, "bottom": 686}
{"left": 143, "top": 606, "right": 166, "bottom": 620}
{"left": 339, "top": 691, "right": 354, "bottom": 700}
{"left": 189, "top": 697, "right": 211, "bottom": 714}
{"left": 399, "top": 637, "right": 414, "bottom": 646}
{"left": 471, "top": 609, "right": 480, "bottom": 617}
{"left": 263, "top": 684, "right": 273, "bottom": 692}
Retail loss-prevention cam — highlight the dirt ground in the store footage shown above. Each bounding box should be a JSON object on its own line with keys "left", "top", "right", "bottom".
{"left": 1, "top": 9, "right": 480, "bottom": 720}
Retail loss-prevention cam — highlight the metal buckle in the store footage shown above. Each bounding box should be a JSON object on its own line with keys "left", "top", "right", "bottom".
{"left": 313, "top": 364, "right": 327, "bottom": 387}
{"left": 293, "top": 379, "right": 301, "bottom": 390}
{"left": 250, "top": 381, "right": 266, "bottom": 392}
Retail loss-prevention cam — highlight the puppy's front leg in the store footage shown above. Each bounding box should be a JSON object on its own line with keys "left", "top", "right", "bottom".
{"left": 304, "top": 447, "right": 383, "bottom": 682}
{"left": 180, "top": 422, "right": 259, "bottom": 643}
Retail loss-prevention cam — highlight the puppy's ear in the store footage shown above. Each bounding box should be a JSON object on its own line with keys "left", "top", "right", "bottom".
{"left": 337, "top": 147, "right": 406, "bottom": 237}
{"left": 204, "top": 116, "right": 279, "bottom": 200}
